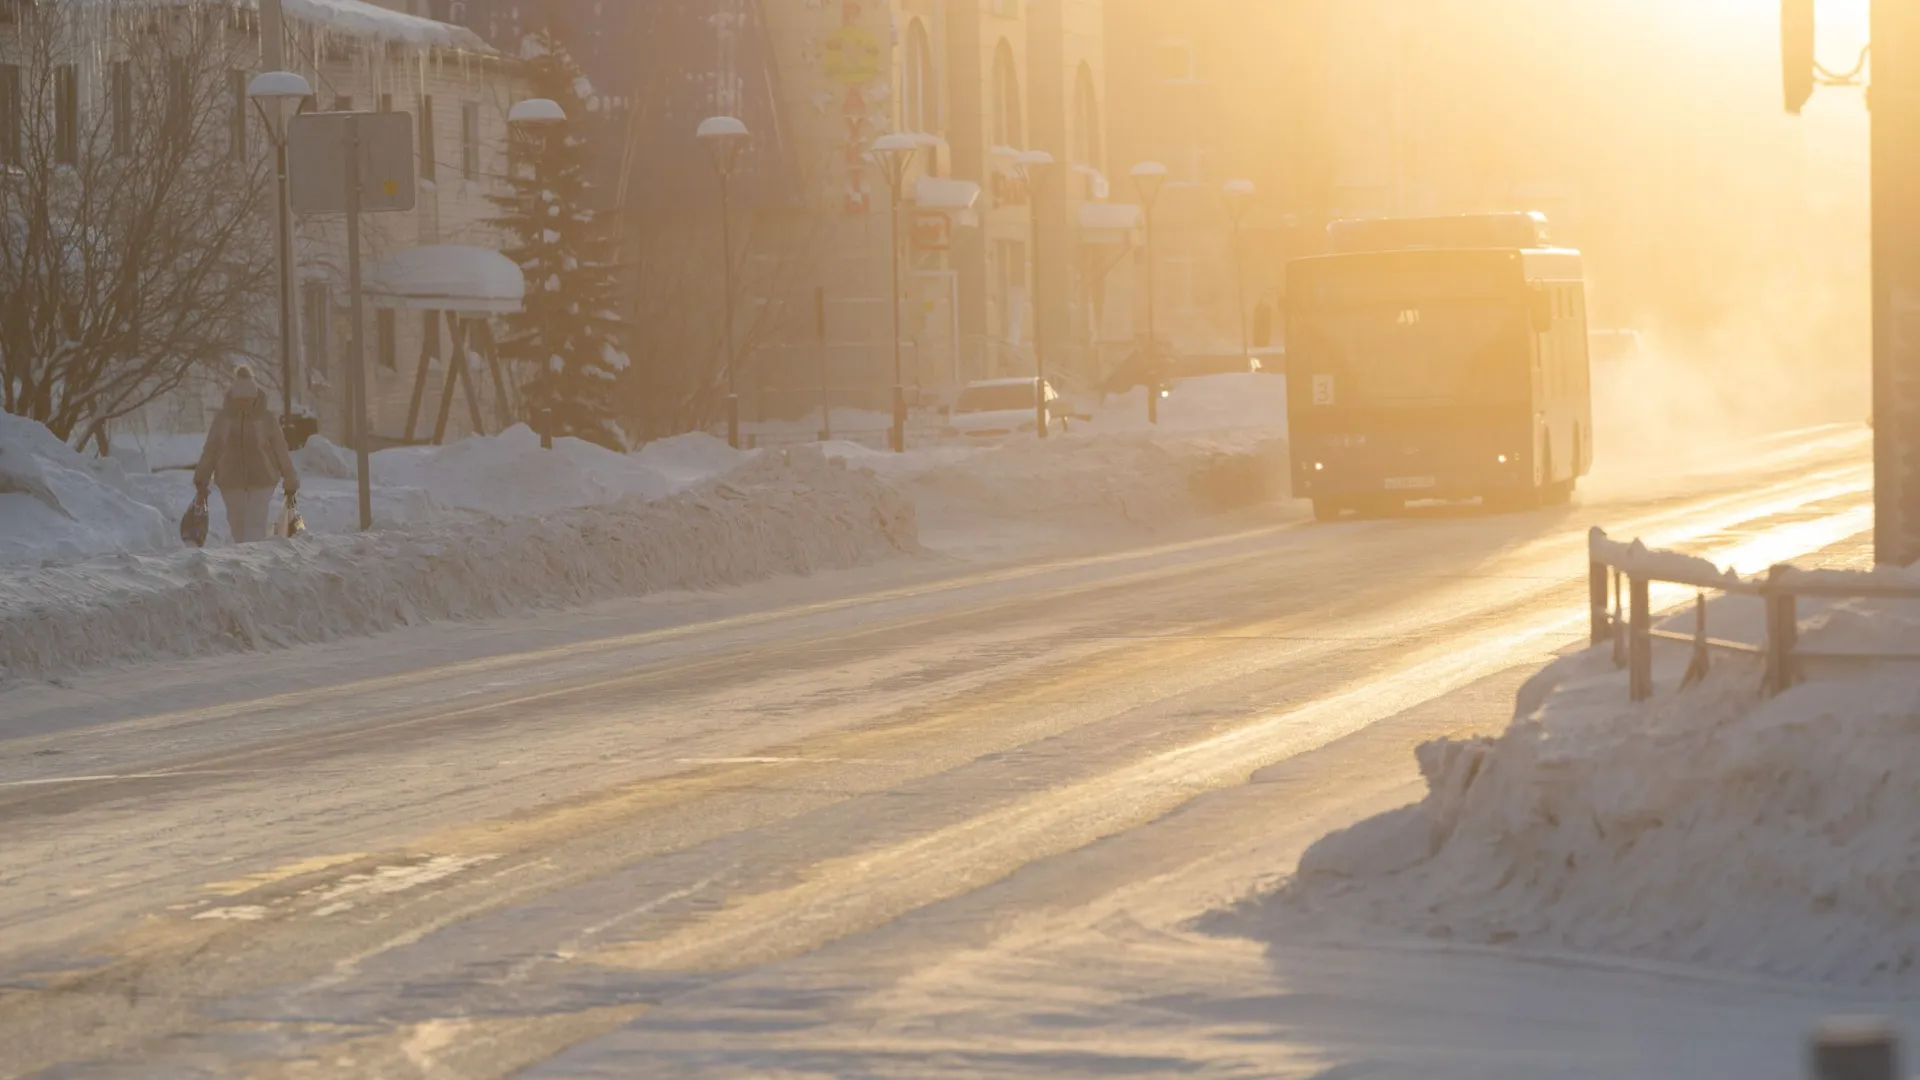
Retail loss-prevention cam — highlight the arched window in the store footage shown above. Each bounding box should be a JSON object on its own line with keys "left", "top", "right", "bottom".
{"left": 991, "top": 40, "right": 1022, "bottom": 149}
{"left": 902, "top": 19, "right": 936, "bottom": 134}
{"left": 1073, "top": 62, "right": 1101, "bottom": 168}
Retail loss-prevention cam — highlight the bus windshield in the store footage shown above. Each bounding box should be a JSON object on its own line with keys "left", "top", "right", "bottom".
{"left": 1289, "top": 251, "right": 1533, "bottom": 408}
{"left": 1293, "top": 305, "right": 1530, "bottom": 407}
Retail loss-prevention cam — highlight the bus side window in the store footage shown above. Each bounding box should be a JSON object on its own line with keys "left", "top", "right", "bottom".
{"left": 1572, "top": 288, "right": 1593, "bottom": 397}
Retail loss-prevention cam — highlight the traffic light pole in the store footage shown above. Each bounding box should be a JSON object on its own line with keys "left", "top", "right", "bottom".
{"left": 1873, "top": 2, "right": 1920, "bottom": 565}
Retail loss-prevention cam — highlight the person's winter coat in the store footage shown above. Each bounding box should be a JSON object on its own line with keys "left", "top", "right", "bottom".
{"left": 195, "top": 368, "right": 298, "bottom": 496}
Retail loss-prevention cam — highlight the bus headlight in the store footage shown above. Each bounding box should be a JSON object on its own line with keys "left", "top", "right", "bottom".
{"left": 1314, "top": 462, "right": 1325, "bottom": 471}
{"left": 1497, "top": 454, "right": 1509, "bottom": 464}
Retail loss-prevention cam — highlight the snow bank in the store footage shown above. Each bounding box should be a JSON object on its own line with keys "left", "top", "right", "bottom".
{"left": 372, "top": 424, "right": 682, "bottom": 517}
{"left": 1088, "top": 373, "right": 1288, "bottom": 435}
{"left": 0, "top": 413, "right": 172, "bottom": 567}
{"left": 1273, "top": 595, "right": 1920, "bottom": 988}
{"left": 0, "top": 447, "right": 917, "bottom": 680}
{"left": 633, "top": 432, "right": 754, "bottom": 486}
{"left": 828, "top": 430, "right": 1292, "bottom": 528}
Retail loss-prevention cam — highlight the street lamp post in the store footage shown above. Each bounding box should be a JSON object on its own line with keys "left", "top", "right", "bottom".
{"left": 870, "top": 133, "right": 919, "bottom": 453}
{"left": 1129, "top": 161, "right": 1168, "bottom": 424}
{"left": 698, "top": 116, "right": 750, "bottom": 449}
{"left": 246, "top": 71, "right": 313, "bottom": 431}
{"left": 509, "top": 98, "right": 569, "bottom": 449}
{"left": 1223, "top": 178, "right": 1255, "bottom": 371}
{"left": 1013, "top": 150, "right": 1057, "bottom": 438}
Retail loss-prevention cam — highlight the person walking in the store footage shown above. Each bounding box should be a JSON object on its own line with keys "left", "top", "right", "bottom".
{"left": 194, "top": 364, "right": 299, "bottom": 544}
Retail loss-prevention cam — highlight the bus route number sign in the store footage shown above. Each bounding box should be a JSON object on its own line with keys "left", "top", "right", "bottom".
{"left": 1312, "top": 374, "right": 1335, "bottom": 406}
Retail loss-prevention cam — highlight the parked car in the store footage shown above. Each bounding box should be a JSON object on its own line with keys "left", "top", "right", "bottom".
{"left": 942, "top": 377, "right": 1072, "bottom": 439}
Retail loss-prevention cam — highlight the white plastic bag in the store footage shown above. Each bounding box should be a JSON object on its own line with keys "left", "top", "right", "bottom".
{"left": 273, "top": 494, "right": 306, "bottom": 539}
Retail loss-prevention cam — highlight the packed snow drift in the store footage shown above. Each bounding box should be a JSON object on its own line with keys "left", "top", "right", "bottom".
{"left": 0, "top": 447, "right": 916, "bottom": 680}
{"left": 1260, "top": 574, "right": 1920, "bottom": 988}
{"left": 1, "top": 374, "right": 1291, "bottom": 678}
{"left": 0, "top": 412, "right": 173, "bottom": 566}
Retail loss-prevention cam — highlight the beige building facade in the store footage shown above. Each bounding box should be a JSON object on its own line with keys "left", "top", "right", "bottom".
{"left": 753, "top": 0, "right": 1121, "bottom": 401}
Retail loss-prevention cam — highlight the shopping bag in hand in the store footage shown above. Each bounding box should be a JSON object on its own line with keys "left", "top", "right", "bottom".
{"left": 274, "top": 493, "right": 306, "bottom": 539}
{"left": 180, "top": 494, "right": 209, "bottom": 548}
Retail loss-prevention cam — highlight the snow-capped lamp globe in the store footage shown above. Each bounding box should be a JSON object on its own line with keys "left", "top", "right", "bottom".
{"left": 509, "top": 98, "right": 568, "bottom": 126}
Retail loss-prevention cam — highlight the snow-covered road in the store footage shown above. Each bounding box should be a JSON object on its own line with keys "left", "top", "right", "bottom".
{"left": 0, "top": 430, "right": 1894, "bottom": 1078}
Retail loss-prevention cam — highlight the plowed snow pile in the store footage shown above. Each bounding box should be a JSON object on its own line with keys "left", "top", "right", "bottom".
{"left": 831, "top": 431, "right": 1291, "bottom": 528}
{"left": 0, "top": 412, "right": 172, "bottom": 566}
{"left": 1269, "top": 582, "right": 1920, "bottom": 988}
{"left": 0, "top": 447, "right": 916, "bottom": 679}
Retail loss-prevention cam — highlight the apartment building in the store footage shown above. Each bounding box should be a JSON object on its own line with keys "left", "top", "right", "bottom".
{"left": 477, "top": 0, "right": 1116, "bottom": 419}
{"left": 0, "top": 0, "right": 527, "bottom": 445}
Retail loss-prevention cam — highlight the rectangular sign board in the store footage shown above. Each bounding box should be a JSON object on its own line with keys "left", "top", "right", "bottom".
{"left": 288, "top": 111, "right": 417, "bottom": 215}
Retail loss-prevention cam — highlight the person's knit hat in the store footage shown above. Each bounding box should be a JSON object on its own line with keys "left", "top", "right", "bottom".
{"left": 229, "top": 363, "right": 258, "bottom": 399}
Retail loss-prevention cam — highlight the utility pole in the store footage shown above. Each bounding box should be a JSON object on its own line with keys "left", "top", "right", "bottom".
{"left": 1873, "top": 1, "right": 1920, "bottom": 565}
{"left": 260, "top": 0, "right": 299, "bottom": 426}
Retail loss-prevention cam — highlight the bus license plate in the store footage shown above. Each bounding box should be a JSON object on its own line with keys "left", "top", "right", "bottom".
{"left": 1384, "top": 476, "right": 1436, "bottom": 490}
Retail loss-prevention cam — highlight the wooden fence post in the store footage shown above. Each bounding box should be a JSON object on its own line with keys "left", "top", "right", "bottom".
{"left": 1811, "top": 1017, "right": 1899, "bottom": 1080}
{"left": 1589, "top": 549, "right": 1605, "bottom": 641}
{"left": 1764, "top": 564, "right": 1798, "bottom": 696}
{"left": 1629, "top": 573, "right": 1653, "bottom": 702}
{"left": 1681, "top": 592, "right": 1711, "bottom": 688}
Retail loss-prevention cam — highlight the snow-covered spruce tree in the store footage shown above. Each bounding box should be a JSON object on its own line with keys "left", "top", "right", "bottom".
{"left": 489, "top": 21, "right": 629, "bottom": 450}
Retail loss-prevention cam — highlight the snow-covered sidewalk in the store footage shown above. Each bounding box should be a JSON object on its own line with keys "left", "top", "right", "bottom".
{"left": 1262, "top": 547, "right": 1920, "bottom": 990}
{"left": 0, "top": 446, "right": 917, "bottom": 680}
{"left": 0, "top": 385, "right": 1293, "bottom": 680}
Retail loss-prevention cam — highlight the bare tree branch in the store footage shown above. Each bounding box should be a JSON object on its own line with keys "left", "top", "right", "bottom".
{"left": 0, "top": 4, "right": 274, "bottom": 446}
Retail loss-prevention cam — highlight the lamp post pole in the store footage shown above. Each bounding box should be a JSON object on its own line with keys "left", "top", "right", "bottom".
{"left": 247, "top": 13, "right": 305, "bottom": 433}
{"left": 1015, "top": 150, "right": 1057, "bottom": 438}
{"left": 871, "top": 133, "right": 919, "bottom": 453}
{"left": 1130, "top": 161, "right": 1168, "bottom": 425}
{"left": 698, "top": 117, "right": 750, "bottom": 449}
{"left": 1224, "top": 179, "right": 1255, "bottom": 372}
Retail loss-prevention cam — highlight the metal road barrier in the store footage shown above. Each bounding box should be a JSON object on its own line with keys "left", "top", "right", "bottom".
{"left": 1588, "top": 527, "right": 1920, "bottom": 701}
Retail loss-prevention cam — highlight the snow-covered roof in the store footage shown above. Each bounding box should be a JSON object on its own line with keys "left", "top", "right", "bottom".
{"left": 914, "top": 177, "right": 980, "bottom": 211}
{"left": 287, "top": 0, "right": 489, "bottom": 50}
{"left": 1079, "top": 202, "right": 1142, "bottom": 241}
{"left": 366, "top": 245, "right": 524, "bottom": 313}
{"left": 209, "top": 0, "right": 490, "bottom": 51}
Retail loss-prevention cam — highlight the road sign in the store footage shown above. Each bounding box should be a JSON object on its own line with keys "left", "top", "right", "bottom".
{"left": 288, "top": 111, "right": 416, "bottom": 215}
{"left": 824, "top": 25, "right": 881, "bottom": 85}
{"left": 911, "top": 211, "right": 950, "bottom": 252}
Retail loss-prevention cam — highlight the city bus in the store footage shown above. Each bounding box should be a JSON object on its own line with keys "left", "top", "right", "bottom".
{"left": 1285, "top": 213, "right": 1593, "bottom": 520}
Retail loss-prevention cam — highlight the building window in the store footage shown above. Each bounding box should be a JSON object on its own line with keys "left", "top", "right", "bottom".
{"left": 991, "top": 40, "right": 1021, "bottom": 149}
{"left": 166, "top": 58, "right": 191, "bottom": 141}
{"left": 111, "top": 62, "right": 132, "bottom": 157}
{"left": 54, "top": 63, "right": 78, "bottom": 165}
{"left": 418, "top": 93, "right": 435, "bottom": 181}
{"left": 994, "top": 238, "right": 1027, "bottom": 341}
{"left": 461, "top": 101, "right": 478, "bottom": 179}
{"left": 902, "top": 18, "right": 935, "bottom": 136}
{"left": 332, "top": 94, "right": 353, "bottom": 111}
{"left": 377, "top": 308, "right": 397, "bottom": 370}
{"left": 230, "top": 70, "right": 249, "bottom": 160}
{"left": 302, "top": 282, "right": 331, "bottom": 376}
{"left": 0, "top": 65, "right": 21, "bottom": 167}
{"left": 379, "top": 92, "right": 392, "bottom": 114}
{"left": 1073, "top": 62, "right": 1101, "bottom": 170}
